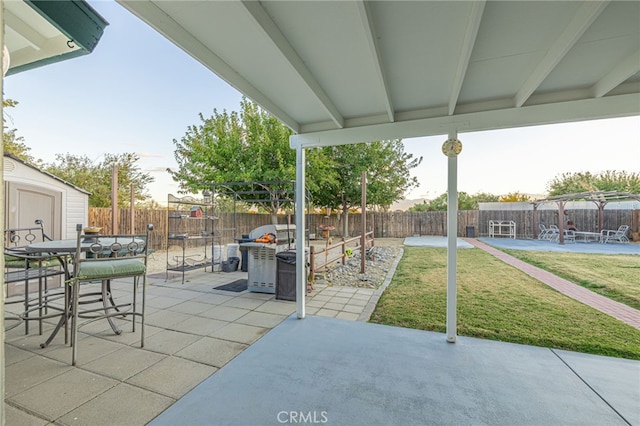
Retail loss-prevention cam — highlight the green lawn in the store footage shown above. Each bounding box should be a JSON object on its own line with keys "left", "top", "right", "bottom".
{"left": 502, "top": 249, "right": 640, "bottom": 310}
{"left": 369, "top": 247, "right": 640, "bottom": 360}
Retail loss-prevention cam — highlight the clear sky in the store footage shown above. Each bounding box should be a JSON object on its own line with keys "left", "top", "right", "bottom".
{"left": 4, "top": 1, "right": 639, "bottom": 205}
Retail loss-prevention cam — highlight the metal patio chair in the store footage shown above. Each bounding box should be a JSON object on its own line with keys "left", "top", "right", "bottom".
{"left": 4, "top": 220, "right": 66, "bottom": 334}
{"left": 600, "top": 225, "right": 630, "bottom": 244}
{"left": 68, "top": 223, "right": 153, "bottom": 366}
{"left": 563, "top": 229, "right": 576, "bottom": 244}
{"left": 538, "top": 224, "right": 553, "bottom": 240}
{"left": 547, "top": 225, "right": 560, "bottom": 242}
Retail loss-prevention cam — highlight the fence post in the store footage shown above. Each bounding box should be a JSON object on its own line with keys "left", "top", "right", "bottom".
{"left": 309, "top": 245, "right": 315, "bottom": 282}
{"left": 341, "top": 238, "right": 346, "bottom": 265}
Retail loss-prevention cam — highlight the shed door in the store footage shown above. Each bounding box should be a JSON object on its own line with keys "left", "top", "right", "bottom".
{"left": 4, "top": 182, "right": 63, "bottom": 296}
{"left": 5, "top": 182, "right": 61, "bottom": 240}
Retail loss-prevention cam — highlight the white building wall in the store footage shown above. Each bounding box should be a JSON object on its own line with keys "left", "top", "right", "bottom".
{"left": 64, "top": 193, "right": 88, "bottom": 239}
{"left": 3, "top": 156, "right": 89, "bottom": 239}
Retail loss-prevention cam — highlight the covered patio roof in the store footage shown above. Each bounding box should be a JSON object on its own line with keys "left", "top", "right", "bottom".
{"left": 119, "top": 1, "right": 639, "bottom": 147}
{"left": 3, "top": 0, "right": 108, "bottom": 76}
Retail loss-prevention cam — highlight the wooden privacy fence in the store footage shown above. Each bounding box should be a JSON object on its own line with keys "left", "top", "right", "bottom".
{"left": 88, "top": 208, "right": 639, "bottom": 249}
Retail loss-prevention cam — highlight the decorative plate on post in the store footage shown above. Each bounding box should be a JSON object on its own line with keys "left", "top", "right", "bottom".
{"left": 442, "top": 138, "right": 462, "bottom": 157}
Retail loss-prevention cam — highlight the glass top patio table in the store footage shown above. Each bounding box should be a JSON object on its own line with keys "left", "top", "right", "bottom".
{"left": 574, "top": 231, "right": 601, "bottom": 243}
{"left": 24, "top": 237, "right": 145, "bottom": 349}
{"left": 25, "top": 238, "right": 139, "bottom": 253}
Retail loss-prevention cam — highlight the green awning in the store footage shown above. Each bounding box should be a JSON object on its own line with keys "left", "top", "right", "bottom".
{"left": 4, "top": 0, "right": 109, "bottom": 76}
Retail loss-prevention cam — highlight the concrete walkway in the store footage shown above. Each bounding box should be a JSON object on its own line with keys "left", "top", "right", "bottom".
{"left": 151, "top": 315, "right": 639, "bottom": 426}
{"left": 468, "top": 238, "right": 640, "bottom": 330}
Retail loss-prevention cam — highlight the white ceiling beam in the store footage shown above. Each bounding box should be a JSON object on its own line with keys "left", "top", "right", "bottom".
{"left": 448, "top": 1, "right": 485, "bottom": 116}
{"left": 291, "top": 93, "right": 639, "bottom": 148}
{"left": 4, "top": 9, "right": 46, "bottom": 50}
{"left": 514, "top": 1, "right": 609, "bottom": 107}
{"left": 591, "top": 49, "right": 640, "bottom": 98}
{"left": 117, "top": 0, "right": 301, "bottom": 133}
{"left": 356, "top": 0, "right": 394, "bottom": 123}
{"left": 240, "top": 0, "right": 344, "bottom": 129}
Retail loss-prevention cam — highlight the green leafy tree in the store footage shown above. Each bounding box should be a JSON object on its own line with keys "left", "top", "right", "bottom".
{"left": 473, "top": 192, "right": 500, "bottom": 205}
{"left": 170, "top": 99, "right": 421, "bottom": 230}
{"left": 312, "top": 140, "right": 422, "bottom": 236}
{"left": 408, "top": 191, "right": 499, "bottom": 211}
{"left": 170, "top": 98, "right": 331, "bottom": 222}
{"left": 407, "top": 200, "right": 430, "bottom": 212}
{"left": 44, "top": 153, "right": 154, "bottom": 207}
{"left": 2, "top": 99, "right": 41, "bottom": 165}
{"left": 499, "top": 192, "right": 532, "bottom": 202}
{"left": 547, "top": 171, "right": 640, "bottom": 195}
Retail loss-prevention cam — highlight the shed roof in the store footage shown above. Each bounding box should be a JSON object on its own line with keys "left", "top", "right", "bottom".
{"left": 3, "top": 153, "right": 90, "bottom": 195}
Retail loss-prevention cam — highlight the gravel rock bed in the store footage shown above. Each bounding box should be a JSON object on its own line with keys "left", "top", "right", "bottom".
{"left": 318, "top": 246, "right": 402, "bottom": 289}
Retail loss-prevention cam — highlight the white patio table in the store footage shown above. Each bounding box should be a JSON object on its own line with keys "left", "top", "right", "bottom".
{"left": 574, "top": 231, "right": 602, "bottom": 243}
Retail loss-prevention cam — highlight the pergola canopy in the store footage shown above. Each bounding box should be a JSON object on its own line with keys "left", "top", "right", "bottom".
{"left": 534, "top": 191, "right": 640, "bottom": 204}
{"left": 118, "top": 0, "right": 640, "bottom": 147}
{"left": 531, "top": 191, "right": 639, "bottom": 241}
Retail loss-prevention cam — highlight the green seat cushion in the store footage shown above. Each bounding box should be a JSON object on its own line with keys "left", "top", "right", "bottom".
{"left": 5, "top": 254, "right": 66, "bottom": 269}
{"left": 76, "top": 259, "right": 146, "bottom": 280}
{"left": 34, "top": 257, "right": 66, "bottom": 267}
{"left": 4, "top": 255, "right": 27, "bottom": 268}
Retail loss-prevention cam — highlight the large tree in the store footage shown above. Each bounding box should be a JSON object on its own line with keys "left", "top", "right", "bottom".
{"left": 169, "top": 98, "right": 331, "bottom": 221}
{"left": 312, "top": 140, "right": 422, "bottom": 236}
{"left": 499, "top": 192, "right": 532, "bottom": 202}
{"left": 547, "top": 171, "right": 640, "bottom": 195}
{"left": 170, "top": 99, "right": 422, "bottom": 230}
{"left": 44, "top": 153, "right": 154, "bottom": 207}
{"left": 408, "top": 192, "right": 499, "bottom": 211}
{"left": 2, "top": 99, "right": 41, "bottom": 165}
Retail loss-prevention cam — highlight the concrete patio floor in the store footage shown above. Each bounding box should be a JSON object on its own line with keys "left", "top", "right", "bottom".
{"left": 151, "top": 315, "right": 638, "bottom": 426}
{"left": 4, "top": 237, "right": 639, "bottom": 425}
{"left": 3, "top": 268, "right": 381, "bottom": 425}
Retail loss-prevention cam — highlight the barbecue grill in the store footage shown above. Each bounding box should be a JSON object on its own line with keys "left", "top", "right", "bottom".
{"left": 241, "top": 224, "right": 296, "bottom": 293}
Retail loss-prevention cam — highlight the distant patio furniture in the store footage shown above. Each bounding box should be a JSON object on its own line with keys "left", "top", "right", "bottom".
{"left": 547, "top": 225, "right": 560, "bottom": 241}
{"left": 563, "top": 230, "right": 576, "bottom": 244}
{"left": 69, "top": 223, "right": 154, "bottom": 366}
{"left": 489, "top": 220, "right": 516, "bottom": 239}
{"left": 600, "top": 225, "right": 630, "bottom": 244}
{"left": 538, "top": 224, "right": 551, "bottom": 240}
{"left": 574, "top": 231, "right": 601, "bottom": 243}
{"left": 549, "top": 225, "right": 577, "bottom": 244}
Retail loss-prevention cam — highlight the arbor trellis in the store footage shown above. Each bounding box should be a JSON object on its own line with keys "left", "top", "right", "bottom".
{"left": 210, "top": 180, "right": 312, "bottom": 233}
{"left": 532, "top": 191, "right": 640, "bottom": 244}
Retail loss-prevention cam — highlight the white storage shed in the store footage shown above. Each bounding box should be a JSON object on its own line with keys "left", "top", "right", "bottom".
{"left": 3, "top": 154, "right": 89, "bottom": 239}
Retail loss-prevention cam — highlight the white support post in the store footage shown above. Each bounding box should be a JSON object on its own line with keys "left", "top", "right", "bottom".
{"left": 1, "top": 3, "right": 7, "bottom": 423}
{"left": 443, "top": 130, "right": 461, "bottom": 343}
{"left": 295, "top": 145, "right": 306, "bottom": 319}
